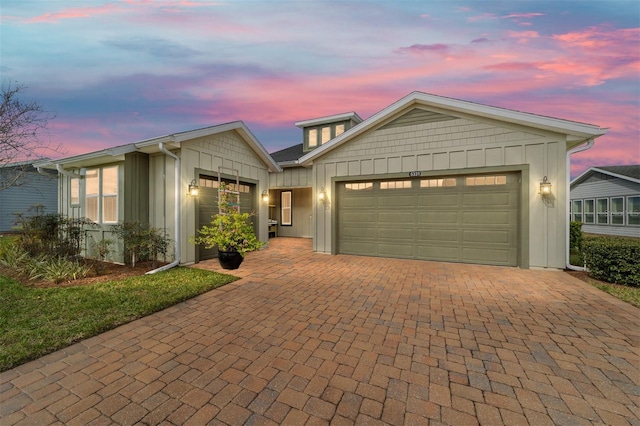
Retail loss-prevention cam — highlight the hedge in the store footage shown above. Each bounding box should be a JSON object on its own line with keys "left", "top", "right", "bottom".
{"left": 583, "top": 236, "right": 640, "bottom": 287}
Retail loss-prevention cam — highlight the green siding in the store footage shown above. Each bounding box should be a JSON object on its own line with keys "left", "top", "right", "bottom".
{"left": 124, "top": 152, "right": 149, "bottom": 224}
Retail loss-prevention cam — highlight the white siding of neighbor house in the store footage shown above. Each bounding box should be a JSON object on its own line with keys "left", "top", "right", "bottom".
{"left": 571, "top": 177, "right": 640, "bottom": 238}
{"left": 149, "top": 130, "right": 271, "bottom": 265}
{"left": 312, "top": 114, "right": 569, "bottom": 269}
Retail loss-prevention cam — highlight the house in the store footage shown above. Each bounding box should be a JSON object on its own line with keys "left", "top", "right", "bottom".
{"left": 0, "top": 160, "right": 58, "bottom": 233}
{"left": 35, "top": 92, "right": 608, "bottom": 269}
{"left": 570, "top": 165, "right": 640, "bottom": 237}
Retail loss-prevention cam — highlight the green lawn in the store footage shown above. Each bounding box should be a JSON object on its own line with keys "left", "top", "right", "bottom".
{"left": 0, "top": 267, "right": 237, "bottom": 371}
{"left": 585, "top": 279, "right": 640, "bottom": 308}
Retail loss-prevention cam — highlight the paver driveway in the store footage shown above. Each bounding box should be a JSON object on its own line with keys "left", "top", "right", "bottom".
{"left": 1, "top": 238, "right": 639, "bottom": 425}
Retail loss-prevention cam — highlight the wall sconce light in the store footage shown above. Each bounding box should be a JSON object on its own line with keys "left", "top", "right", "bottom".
{"left": 318, "top": 187, "right": 327, "bottom": 202}
{"left": 261, "top": 190, "right": 269, "bottom": 203}
{"left": 188, "top": 179, "right": 199, "bottom": 197}
{"left": 539, "top": 176, "right": 552, "bottom": 196}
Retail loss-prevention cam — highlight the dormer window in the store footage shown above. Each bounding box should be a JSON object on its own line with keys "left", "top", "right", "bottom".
{"left": 296, "top": 112, "right": 363, "bottom": 153}
{"left": 308, "top": 129, "right": 318, "bottom": 148}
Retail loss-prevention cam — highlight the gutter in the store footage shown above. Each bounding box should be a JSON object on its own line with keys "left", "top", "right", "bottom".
{"left": 565, "top": 138, "right": 595, "bottom": 271}
{"left": 146, "top": 141, "right": 181, "bottom": 274}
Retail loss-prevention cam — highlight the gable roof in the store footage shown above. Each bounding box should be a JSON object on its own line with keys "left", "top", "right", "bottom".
{"left": 571, "top": 165, "right": 640, "bottom": 187}
{"left": 34, "top": 121, "right": 281, "bottom": 173}
{"left": 299, "top": 91, "right": 608, "bottom": 166}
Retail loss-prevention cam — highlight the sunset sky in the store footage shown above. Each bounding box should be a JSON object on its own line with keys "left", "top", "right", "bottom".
{"left": 1, "top": 0, "right": 638, "bottom": 177}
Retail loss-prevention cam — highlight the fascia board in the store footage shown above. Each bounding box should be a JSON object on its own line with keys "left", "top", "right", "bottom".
{"left": 295, "top": 112, "right": 363, "bottom": 128}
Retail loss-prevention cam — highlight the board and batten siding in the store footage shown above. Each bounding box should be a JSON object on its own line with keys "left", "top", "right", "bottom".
{"left": 162, "top": 130, "right": 271, "bottom": 265}
{"left": 269, "top": 167, "right": 312, "bottom": 188}
{"left": 312, "top": 113, "right": 568, "bottom": 269}
{"left": 571, "top": 178, "right": 640, "bottom": 238}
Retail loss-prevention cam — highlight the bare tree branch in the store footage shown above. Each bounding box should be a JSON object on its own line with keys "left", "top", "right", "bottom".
{"left": 0, "top": 81, "right": 63, "bottom": 191}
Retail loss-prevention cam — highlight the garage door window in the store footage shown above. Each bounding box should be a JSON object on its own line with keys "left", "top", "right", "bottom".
{"left": 466, "top": 175, "right": 507, "bottom": 186}
{"left": 420, "top": 178, "right": 456, "bottom": 188}
{"left": 380, "top": 180, "right": 412, "bottom": 189}
{"left": 345, "top": 182, "right": 373, "bottom": 191}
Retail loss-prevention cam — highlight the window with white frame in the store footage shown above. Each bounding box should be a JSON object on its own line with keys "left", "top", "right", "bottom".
{"left": 596, "top": 198, "right": 608, "bottom": 224}
{"left": 84, "top": 166, "right": 119, "bottom": 224}
{"left": 281, "top": 191, "right": 292, "bottom": 226}
{"left": 628, "top": 196, "right": 640, "bottom": 226}
{"left": 611, "top": 197, "right": 624, "bottom": 225}
{"left": 571, "top": 200, "right": 582, "bottom": 222}
{"left": 583, "top": 199, "right": 595, "bottom": 224}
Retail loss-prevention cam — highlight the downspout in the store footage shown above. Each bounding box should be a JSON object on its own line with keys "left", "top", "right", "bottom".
{"left": 565, "top": 138, "right": 595, "bottom": 271}
{"left": 147, "top": 141, "right": 181, "bottom": 274}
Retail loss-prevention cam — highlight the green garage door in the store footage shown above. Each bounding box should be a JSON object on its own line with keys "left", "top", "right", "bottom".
{"left": 337, "top": 173, "right": 519, "bottom": 266}
{"left": 197, "top": 177, "right": 255, "bottom": 261}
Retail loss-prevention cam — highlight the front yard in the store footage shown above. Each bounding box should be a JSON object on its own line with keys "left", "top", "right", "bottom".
{"left": 0, "top": 266, "right": 237, "bottom": 371}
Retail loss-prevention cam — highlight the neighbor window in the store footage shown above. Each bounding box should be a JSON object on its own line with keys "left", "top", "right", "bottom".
{"left": 611, "top": 197, "right": 624, "bottom": 225}
{"left": 571, "top": 200, "right": 582, "bottom": 222}
{"left": 281, "top": 191, "right": 292, "bottom": 226}
{"left": 628, "top": 196, "right": 640, "bottom": 226}
{"left": 84, "top": 166, "right": 119, "bottom": 224}
{"left": 596, "top": 198, "right": 608, "bottom": 224}
{"left": 70, "top": 178, "right": 80, "bottom": 206}
{"left": 583, "top": 199, "right": 595, "bottom": 224}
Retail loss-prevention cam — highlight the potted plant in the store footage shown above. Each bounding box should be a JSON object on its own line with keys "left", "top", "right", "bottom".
{"left": 191, "top": 183, "right": 263, "bottom": 269}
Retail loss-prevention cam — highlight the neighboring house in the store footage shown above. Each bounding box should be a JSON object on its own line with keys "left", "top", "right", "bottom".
{"left": 36, "top": 92, "right": 608, "bottom": 269}
{"left": 0, "top": 160, "right": 58, "bottom": 233}
{"left": 570, "top": 165, "right": 640, "bottom": 237}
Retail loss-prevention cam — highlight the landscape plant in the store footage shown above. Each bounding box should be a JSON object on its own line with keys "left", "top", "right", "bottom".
{"left": 111, "top": 221, "right": 170, "bottom": 268}
{"left": 583, "top": 236, "right": 640, "bottom": 287}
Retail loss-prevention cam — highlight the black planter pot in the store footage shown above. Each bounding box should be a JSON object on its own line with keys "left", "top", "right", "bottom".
{"left": 218, "top": 251, "right": 244, "bottom": 270}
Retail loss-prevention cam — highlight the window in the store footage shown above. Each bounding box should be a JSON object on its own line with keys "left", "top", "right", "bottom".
{"left": 628, "top": 196, "right": 640, "bottom": 226}
{"left": 335, "top": 124, "right": 345, "bottom": 137}
{"left": 345, "top": 182, "right": 373, "bottom": 191}
{"left": 571, "top": 200, "right": 582, "bottom": 222}
{"left": 84, "top": 166, "right": 119, "bottom": 223}
{"left": 380, "top": 180, "right": 412, "bottom": 189}
{"left": 596, "top": 198, "right": 608, "bottom": 224}
{"left": 611, "top": 197, "right": 624, "bottom": 225}
{"left": 420, "top": 178, "right": 456, "bottom": 188}
{"left": 281, "top": 191, "right": 292, "bottom": 226}
{"left": 308, "top": 129, "right": 318, "bottom": 148}
{"left": 102, "top": 166, "right": 118, "bottom": 223}
{"left": 583, "top": 199, "right": 595, "bottom": 224}
{"left": 85, "top": 169, "right": 99, "bottom": 222}
{"left": 70, "top": 178, "right": 80, "bottom": 206}
{"left": 465, "top": 175, "right": 507, "bottom": 186}
{"left": 321, "top": 126, "right": 331, "bottom": 144}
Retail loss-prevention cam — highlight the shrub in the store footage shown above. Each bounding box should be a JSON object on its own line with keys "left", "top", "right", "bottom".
{"left": 569, "top": 221, "right": 583, "bottom": 252}
{"left": 583, "top": 236, "right": 640, "bottom": 287}
{"left": 28, "top": 257, "right": 91, "bottom": 284}
{"left": 111, "top": 221, "right": 170, "bottom": 268}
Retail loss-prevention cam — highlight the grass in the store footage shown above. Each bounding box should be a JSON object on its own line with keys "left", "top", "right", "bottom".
{"left": 0, "top": 267, "right": 237, "bottom": 371}
{"left": 585, "top": 279, "right": 640, "bottom": 308}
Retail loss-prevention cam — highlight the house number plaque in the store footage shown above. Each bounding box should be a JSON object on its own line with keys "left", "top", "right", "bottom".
{"left": 409, "top": 171, "right": 421, "bottom": 177}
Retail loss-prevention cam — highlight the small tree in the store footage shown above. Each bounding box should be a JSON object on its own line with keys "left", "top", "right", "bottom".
{"left": 111, "top": 221, "right": 170, "bottom": 268}
{"left": 0, "top": 82, "right": 61, "bottom": 191}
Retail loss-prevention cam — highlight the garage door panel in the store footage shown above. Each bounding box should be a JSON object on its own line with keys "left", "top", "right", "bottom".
{"left": 342, "top": 211, "right": 376, "bottom": 223}
{"left": 378, "top": 194, "right": 416, "bottom": 207}
{"left": 463, "top": 248, "right": 512, "bottom": 265}
{"left": 462, "top": 211, "right": 513, "bottom": 225}
{"left": 417, "top": 211, "right": 460, "bottom": 224}
{"left": 463, "top": 192, "right": 516, "bottom": 207}
{"left": 415, "top": 245, "right": 460, "bottom": 261}
{"left": 417, "top": 228, "right": 460, "bottom": 242}
{"left": 341, "top": 226, "right": 376, "bottom": 238}
{"left": 463, "top": 229, "right": 511, "bottom": 244}
{"left": 377, "top": 211, "right": 414, "bottom": 223}
{"left": 377, "top": 243, "right": 414, "bottom": 257}
{"left": 340, "top": 241, "right": 378, "bottom": 254}
{"left": 378, "top": 227, "right": 416, "bottom": 240}
{"left": 341, "top": 196, "right": 376, "bottom": 208}
{"left": 417, "top": 194, "right": 459, "bottom": 207}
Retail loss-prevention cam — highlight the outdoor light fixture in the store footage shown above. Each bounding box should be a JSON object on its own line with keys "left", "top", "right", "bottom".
{"left": 188, "top": 179, "right": 199, "bottom": 197}
{"left": 262, "top": 190, "right": 269, "bottom": 203}
{"left": 318, "top": 187, "right": 327, "bottom": 202}
{"left": 539, "top": 176, "right": 552, "bottom": 196}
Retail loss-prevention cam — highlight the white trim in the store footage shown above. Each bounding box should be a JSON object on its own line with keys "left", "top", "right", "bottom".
{"left": 295, "top": 112, "right": 363, "bottom": 128}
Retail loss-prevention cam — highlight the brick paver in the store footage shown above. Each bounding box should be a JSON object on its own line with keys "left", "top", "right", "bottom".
{"left": 1, "top": 238, "right": 639, "bottom": 424}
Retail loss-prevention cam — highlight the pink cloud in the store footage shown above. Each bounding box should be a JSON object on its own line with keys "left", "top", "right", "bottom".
{"left": 506, "top": 30, "right": 540, "bottom": 43}
{"left": 26, "top": 4, "right": 119, "bottom": 24}
{"left": 396, "top": 43, "right": 449, "bottom": 55}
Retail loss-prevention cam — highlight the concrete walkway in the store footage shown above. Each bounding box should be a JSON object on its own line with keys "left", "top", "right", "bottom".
{"left": 1, "top": 238, "right": 639, "bottom": 425}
